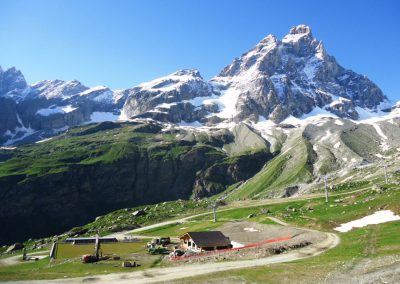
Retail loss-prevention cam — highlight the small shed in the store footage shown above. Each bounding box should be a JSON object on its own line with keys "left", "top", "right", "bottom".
{"left": 180, "top": 231, "right": 232, "bottom": 252}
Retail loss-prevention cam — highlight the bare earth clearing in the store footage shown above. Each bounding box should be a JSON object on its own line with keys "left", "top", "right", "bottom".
{"left": 0, "top": 254, "right": 48, "bottom": 267}
{"left": 169, "top": 221, "right": 326, "bottom": 264}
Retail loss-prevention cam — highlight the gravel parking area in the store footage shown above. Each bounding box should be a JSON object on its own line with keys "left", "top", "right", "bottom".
{"left": 170, "top": 221, "right": 326, "bottom": 263}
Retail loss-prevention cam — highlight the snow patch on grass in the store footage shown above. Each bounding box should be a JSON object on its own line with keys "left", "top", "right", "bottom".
{"left": 35, "top": 137, "right": 54, "bottom": 144}
{"left": 334, "top": 210, "right": 400, "bottom": 233}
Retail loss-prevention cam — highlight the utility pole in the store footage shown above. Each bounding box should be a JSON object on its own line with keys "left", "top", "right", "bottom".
{"left": 213, "top": 202, "right": 217, "bottom": 223}
{"left": 383, "top": 163, "right": 388, "bottom": 184}
{"left": 323, "top": 175, "right": 329, "bottom": 203}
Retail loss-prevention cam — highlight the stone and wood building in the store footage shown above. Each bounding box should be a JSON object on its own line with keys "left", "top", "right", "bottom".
{"left": 179, "top": 231, "right": 232, "bottom": 252}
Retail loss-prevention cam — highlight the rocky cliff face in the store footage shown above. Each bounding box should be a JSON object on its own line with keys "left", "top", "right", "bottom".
{"left": 121, "top": 69, "right": 214, "bottom": 121}
{"left": 0, "top": 121, "right": 272, "bottom": 244}
{"left": 0, "top": 66, "right": 29, "bottom": 100}
{"left": 193, "top": 150, "right": 273, "bottom": 198}
{"left": 0, "top": 144, "right": 219, "bottom": 243}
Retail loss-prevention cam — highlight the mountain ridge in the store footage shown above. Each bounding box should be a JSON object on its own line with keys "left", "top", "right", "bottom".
{"left": 0, "top": 24, "right": 395, "bottom": 146}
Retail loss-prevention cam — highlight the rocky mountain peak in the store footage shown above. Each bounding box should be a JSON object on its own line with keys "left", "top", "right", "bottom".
{"left": 31, "top": 79, "right": 89, "bottom": 99}
{"left": 0, "top": 25, "right": 393, "bottom": 146}
{"left": 0, "top": 66, "right": 28, "bottom": 98}
{"left": 209, "top": 25, "right": 388, "bottom": 123}
{"left": 121, "top": 68, "right": 213, "bottom": 121}
{"left": 288, "top": 24, "right": 312, "bottom": 36}
{"left": 172, "top": 69, "right": 202, "bottom": 78}
{"left": 258, "top": 34, "right": 278, "bottom": 46}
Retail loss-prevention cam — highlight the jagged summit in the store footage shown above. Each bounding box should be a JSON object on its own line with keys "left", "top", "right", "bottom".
{"left": 31, "top": 79, "right": 88, "bottom": 99}
{"left": 172, "top": 69, "right": 203, "bottom": 78}
{"left": 0, "top": 25, "right": 394, "bottom": 145}
{"left": 0, "top": 66, "right": 29, "bottom": 100}
{"left": 206, "top": 24, "right": 388, "bottom": 123}
{"left": 288, "top": 24, "right": 312, "bottom": 35}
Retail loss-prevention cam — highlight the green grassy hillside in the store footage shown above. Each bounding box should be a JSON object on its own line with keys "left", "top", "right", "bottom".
{"left": 228, "top": 135, "right": 315, "bottom": 199}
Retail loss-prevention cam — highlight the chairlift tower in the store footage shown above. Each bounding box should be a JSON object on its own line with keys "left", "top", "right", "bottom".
{"left": 323, "top": 175, "right": 329, "bottom": 203}
{"left": 213, "top": 202, "right": 218, "bottom": 223}
{"left": 383, "top": 163, "right": 388, "bottom": 184}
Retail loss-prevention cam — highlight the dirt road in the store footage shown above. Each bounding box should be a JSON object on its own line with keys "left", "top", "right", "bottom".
{"left": 109, "top": 185, "right": 370, "bottom": 240}
{"left": 0, "top": 254, "right": 48, "bottom": 267}
{"left": 6, "top": 232, "right": 339, "bottom": 284}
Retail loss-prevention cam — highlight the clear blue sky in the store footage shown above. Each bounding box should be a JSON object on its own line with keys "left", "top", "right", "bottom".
{"left": 1, "top": 0, "right": 399, "bottom": 100}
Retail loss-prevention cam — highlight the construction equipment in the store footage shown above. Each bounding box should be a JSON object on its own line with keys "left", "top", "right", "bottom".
{"left": 148, "top": 246, "right": 169, "bottom": 255}
{"left": 146, "top": 237, "right": 171, "bottom": 248}
{"left": 81, "top": 235, "right": 102, "bottom": 263}
{"left": 160, "top": 237, "right": 171, "bottom": 246}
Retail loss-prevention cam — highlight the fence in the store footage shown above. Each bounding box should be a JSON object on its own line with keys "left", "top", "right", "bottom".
{"left": 171, "top": 235, "right": 292, "bottom": 261}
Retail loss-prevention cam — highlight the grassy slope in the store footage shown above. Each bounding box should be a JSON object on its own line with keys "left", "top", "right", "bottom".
{"left": 0, "top": 240, "right": 160, "bottom": 281}
{"left": 82, "top": 199, "right": 213, "bottom": 237}
{"left": 0, "top": 178, "right": 399, "bottom": 282}
{"left": 0, "top": 122, "right": 227, "bottom": 179}
{"left": 0, "top": 123, "right": 163, "bottom": 177}
{"left": 176, "top": 220, "right": 399, "bottom": 284}
{"left": 179, "top": 183, "right": 400, "bottom": 283}
{"left": 228, "top": 136, "right": 314, "bottom": 199}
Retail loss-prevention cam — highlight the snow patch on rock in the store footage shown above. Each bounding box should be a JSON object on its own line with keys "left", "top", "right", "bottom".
{"left": 89, "top": 112, "right": 120, "bottom": 123}
{"left": 36, "top": 105, "right": 77, "bottom": 116}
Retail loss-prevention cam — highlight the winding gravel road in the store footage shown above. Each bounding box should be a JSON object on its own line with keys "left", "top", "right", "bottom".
{"left": 5, "top": 230, "right": 339, "bottom": 284}
{"left": 3, "top": 188, "right": 356, "bottom": 283}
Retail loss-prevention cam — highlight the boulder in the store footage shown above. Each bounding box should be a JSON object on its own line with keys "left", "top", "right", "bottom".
{"left": 6, "top": 243, "right": 24, "bottom": 253}
{"left": 132, "top": 210, "right": 146, "bottom": 217}
{"left": 122, "top": 261, "right": 133, "bottom": 268}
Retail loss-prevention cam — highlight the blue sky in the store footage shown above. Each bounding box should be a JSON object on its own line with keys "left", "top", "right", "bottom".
{"left": 1, "top": 0, "right": 399, "bottom": 100}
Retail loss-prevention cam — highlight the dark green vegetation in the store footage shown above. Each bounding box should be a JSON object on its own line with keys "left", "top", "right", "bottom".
{"left": 0, "top": 121, "right": 270, "bottom": 245}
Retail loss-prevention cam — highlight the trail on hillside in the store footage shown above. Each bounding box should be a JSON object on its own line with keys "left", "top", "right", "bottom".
{"left": 108, "top": 184, "right": 369, "bottom": 240}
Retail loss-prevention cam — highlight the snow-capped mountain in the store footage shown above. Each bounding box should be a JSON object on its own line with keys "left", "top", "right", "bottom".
{"left": 0, "top": 66, "right": 30, "bottom": 101}
{"left": 0, "top": 25, "right": 396, "bottom": 145}
{"left": 122, "top": 25, "right": 389, "bottom": 125}
{"left": 121, "top": 69, "right": 217, "bottom": 123}
{"left": 0, "top": 69, "right": 121, "bottom": 145}
{"left": 210, "top": 25, "right": 388, "bottom": 122}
